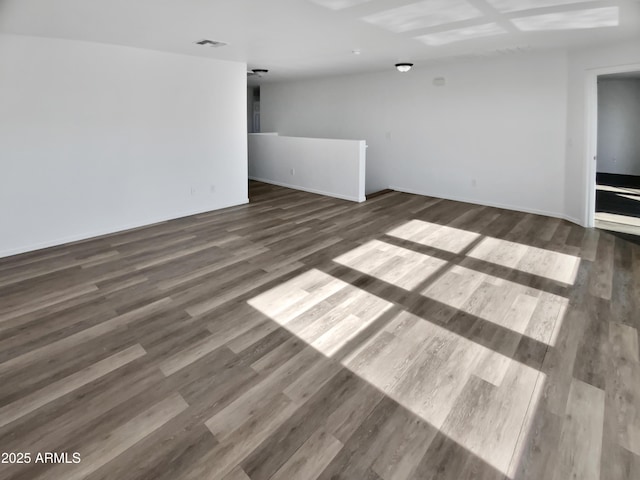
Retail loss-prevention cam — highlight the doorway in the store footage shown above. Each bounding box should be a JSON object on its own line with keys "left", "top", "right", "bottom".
{"left": 586, "top": 65, "right": 640, "bottom": 243}
{"left": 247, "top": 86, "right": 260, "bottom": 134}
{"left": 594, "top": 71, "right": 640, "bottom": 241}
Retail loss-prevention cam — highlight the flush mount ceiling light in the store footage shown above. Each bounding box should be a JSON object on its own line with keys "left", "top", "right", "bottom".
{"left": 395, "top": 63, "right": 414, "bottom": 72}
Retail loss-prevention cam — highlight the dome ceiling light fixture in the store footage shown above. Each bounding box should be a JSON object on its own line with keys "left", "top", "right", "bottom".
{"left": 395, "top": 63, "right": 414, "bottom": 73}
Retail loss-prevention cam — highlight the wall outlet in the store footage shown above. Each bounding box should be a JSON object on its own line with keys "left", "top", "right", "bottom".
{"left": 190, "top": 186, "right": 196, "bottom": 195}
{"left": 290, "top": 168, "right": 295, "bottom": 176}
{"left": 210, "top": 184, "right": 216, "bottom": 193}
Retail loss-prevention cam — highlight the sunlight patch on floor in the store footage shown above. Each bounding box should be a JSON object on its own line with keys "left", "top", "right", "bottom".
{"left": 595, "top": 212, "right": 640, "bottom": 228}
{"left": 596, "top": 184, "right": 640, "bottom": 195}
{"left": 332, "top": 230, "right": 570, "bottom": 345}
{"left": 617, "top": 194, "right": 640, "bottom": 203}
{"left": 388, "top": 219, "right": 580, "bottom": 285}
{"left": 247, "top": 212, "right": 578, "bottom": 477}
{"left": 248, "top": 266, "right": 548, "bottom": 477}
{"left": 334, "top": 239, "right": 448, "bottom": 290}
{"left": 423, "top": 264, "right": 568, "bottom": 343}
{"left": 249, "top": 269, "right": 394, "bottom": 359}
{"left": 467, "top": 237, "right": 580, "bottom": 285}
{"left": 387, "top": 219, "right": 481, "bottom": 254}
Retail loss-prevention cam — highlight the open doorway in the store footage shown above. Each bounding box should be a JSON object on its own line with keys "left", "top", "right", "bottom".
{"left": 247, "top": 86, "right": 260, "bottom": 133}
{"left": 593, "top": 70, "right": 640, "bottom": 242}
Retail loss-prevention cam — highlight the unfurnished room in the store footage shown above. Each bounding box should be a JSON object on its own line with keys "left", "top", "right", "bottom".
{"left": 0, "top": 1, "right": 639, "bottom": 479}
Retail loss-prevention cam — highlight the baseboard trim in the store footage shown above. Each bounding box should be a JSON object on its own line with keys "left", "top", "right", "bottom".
{"left": 0, "top": 198, "right": 250, "bottom": 260}
{"left": 388, "top": 185, "right": 583, "bottom": 226}
{"left": 564, "top": 215, "right": 586, "bottom": 227}
{"left": 249, "top": 176, "right": 365, "bottom": 203}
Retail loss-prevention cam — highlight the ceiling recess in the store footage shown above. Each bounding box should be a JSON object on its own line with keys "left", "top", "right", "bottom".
{"left": 194, "top": 39, "right": 228, "bottom": 47}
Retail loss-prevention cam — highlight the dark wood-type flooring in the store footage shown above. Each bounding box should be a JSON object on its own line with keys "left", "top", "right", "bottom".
{"left": 0, "top": 181, "right": 639, "bottom": 480}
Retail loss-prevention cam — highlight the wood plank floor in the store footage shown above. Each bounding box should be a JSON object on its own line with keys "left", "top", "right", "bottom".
{"left": 1, "top": 180, "right": 639, "bottom": 480}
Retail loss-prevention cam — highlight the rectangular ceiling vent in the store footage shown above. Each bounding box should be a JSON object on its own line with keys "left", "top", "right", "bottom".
{"left": 194, "top": 39, "right": 228, "bottom": 48}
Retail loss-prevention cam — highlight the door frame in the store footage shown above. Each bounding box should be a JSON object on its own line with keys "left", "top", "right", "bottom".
{"left": 585, "top": 62, "right": 640, "bottom": 227}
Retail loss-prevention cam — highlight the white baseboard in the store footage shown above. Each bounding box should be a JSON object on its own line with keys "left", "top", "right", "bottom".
{"left": 563, "top": 214, "right": 586, "bottom": 227}
{"left": 0, "top": 198, "right": 249, "bottom": 260}
{"left": 388, "top": 185, "right": 583, "bottom": 226}
{"left": 249, "top": 176, "right": 364, "bottom": 203}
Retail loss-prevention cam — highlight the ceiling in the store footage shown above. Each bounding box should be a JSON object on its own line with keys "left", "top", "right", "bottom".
{"left": 600, "top": 70, "right": 640, "bottom": 79}
{"left": 1, "top": 0, "right": 639, "bottom": 83}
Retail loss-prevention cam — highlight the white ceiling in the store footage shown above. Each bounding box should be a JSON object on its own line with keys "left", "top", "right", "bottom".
{"left": 1, "top": 0, "right": 639, "bottom": 83}
{"left": 600, "top": 70, "right": 640, "bottom": 78}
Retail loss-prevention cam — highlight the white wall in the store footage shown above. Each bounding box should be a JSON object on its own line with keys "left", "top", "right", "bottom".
{"left": 0, "top": 34, "right": 248, "bottom": 258}
{"left": 596, "top": 78, "right": 640, "bottom": 176}
{"left": 249, "top": 134, "right": 366, "bottom": 202}
{"left": 262, "top": 51, "right": 568, "bottom": 219}
{"left": 564, "top": 40, "right": 640, "bottom": 225}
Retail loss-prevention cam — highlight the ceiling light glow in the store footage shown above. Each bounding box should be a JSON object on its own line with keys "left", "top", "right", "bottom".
{"left": 363, "top": 0, "right": 482, "bottom": 33}
{"left": 486, "top": 0, "right": 598, "bottom": 13}
{"left": 309, "top": 0, "right": 373, "bottom": 10}
{"left": 416, "top": 23, "right": 507, "bottom": 46}
{"left": 511, "top": 7, "right": 619, "bottom": 31}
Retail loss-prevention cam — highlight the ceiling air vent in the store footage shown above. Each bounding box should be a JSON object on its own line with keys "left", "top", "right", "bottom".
{"left": 194, "top": 39, "right": 228, "bottom": 47}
